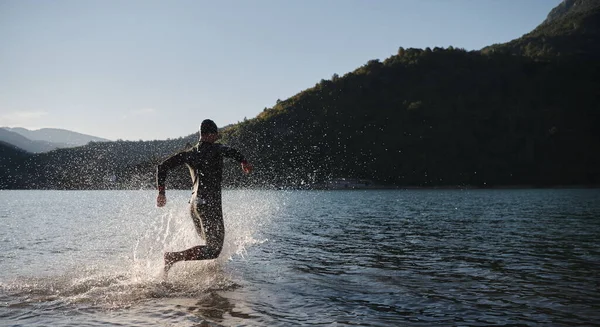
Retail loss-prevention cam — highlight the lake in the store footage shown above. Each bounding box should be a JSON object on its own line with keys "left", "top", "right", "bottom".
{"left": 1, "top": 189, "right": 599, "bottom": 326}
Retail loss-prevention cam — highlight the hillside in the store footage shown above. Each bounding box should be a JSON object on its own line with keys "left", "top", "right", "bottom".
{"left": 544, "top": 0, "right": 600, "bottom": 25}
{"left": 0, "top": 142, "right": 31, "bottom": 188}
{"left": 221, "top": 48, "right": 599, "bottom": 188}
{"left": 482, "top": 0, "right": 600, "bottom": 58}
{"left": 0, "top": 128, "right": 59, "bottom": 153}
{"left": 11, "top": 135, "right": 199, "bottom": 190}
{"left": 2, "top": 127, "right": 110, "bottom": 147}
{"left": 218, "top": 0, "right": 600, "bottom": 188}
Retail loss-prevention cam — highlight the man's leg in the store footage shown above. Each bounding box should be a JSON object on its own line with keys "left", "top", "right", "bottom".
{"left": 164, "top": 202, "right": 224, "bottom": 270}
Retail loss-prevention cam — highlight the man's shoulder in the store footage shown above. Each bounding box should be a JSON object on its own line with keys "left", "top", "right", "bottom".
{"left": 194, "top": 142, "right": 228, "bottom": 155}
{"left": 212, "top": 143, "right": 232, "bottom": 151}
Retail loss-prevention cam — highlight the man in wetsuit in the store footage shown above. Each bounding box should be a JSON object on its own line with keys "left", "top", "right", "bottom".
{"left": 156, "top": 119, "right": 252, "bottom": 273}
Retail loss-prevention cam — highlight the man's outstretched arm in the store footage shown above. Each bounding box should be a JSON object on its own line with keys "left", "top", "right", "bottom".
{"left": 220, "top": 145, "right": 253, "bottom": 174}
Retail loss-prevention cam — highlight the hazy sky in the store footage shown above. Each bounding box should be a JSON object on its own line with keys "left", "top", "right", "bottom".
{"left": 1, "top": 0, "right": 562, "bottom": 141}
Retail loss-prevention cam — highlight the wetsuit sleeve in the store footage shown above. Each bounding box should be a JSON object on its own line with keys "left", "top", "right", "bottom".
{"left": 156, "top": 151, "right": 190, "bottom": 188}
{"left": 219, "top": 145, "right": 246, "bottom": 163}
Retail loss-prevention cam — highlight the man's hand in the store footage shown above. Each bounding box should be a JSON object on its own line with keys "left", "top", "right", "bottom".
{"left": 241, "top": 161, "right": 253, "bottom": 174}
{"left": 157, "top": 193, "right": 167, "bottom": 207}
{"left": 157, "top": 186, "right": 167, "bottom": 207}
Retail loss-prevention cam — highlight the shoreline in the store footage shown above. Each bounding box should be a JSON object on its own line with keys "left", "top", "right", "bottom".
{"left": 1, "top": 184, "right": 599, "bottom": 191}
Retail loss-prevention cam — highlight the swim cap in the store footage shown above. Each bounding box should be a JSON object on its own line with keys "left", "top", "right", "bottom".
{"left": 200, "top": 119, "right": 218, "bottom": 135}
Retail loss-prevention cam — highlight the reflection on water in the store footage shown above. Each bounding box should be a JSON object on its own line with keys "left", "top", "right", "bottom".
{"left": 0, "top": 189, "right": 599, "bottom": 326}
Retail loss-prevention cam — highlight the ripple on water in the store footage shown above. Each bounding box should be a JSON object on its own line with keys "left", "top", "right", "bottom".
{"left": 1, "top": 189, "right": 600, "bottom": 326}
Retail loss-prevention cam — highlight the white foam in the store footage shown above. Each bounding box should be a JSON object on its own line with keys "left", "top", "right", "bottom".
{"left": 0, "top": 190, "right": 285, "bottom": 310}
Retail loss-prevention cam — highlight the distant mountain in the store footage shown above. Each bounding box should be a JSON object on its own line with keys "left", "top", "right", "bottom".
{"left": 482, "top": 0, "right": 600, "bottom": 58}
{"left": 3, "top": 127, "right": 110, "bottom": 146}
{"left": 0, "top": 128, "right": 59, "bottom": 153}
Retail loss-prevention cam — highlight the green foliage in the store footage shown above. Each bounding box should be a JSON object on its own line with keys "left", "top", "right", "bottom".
{"left": 482, "top": 1, "right": 600, "bottom": 59}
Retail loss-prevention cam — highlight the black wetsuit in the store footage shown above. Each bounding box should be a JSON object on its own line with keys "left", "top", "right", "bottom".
{"left": 157, "top": 141, "right": 246, "bottom": 260}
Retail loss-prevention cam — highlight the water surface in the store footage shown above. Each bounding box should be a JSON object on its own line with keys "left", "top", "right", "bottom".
{"left": 1, "top": 189, "right": 599, "bottom": 326}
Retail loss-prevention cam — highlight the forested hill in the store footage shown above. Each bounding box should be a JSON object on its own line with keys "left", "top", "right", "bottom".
{"left": 0, "top": 136, "right": 197, "bottom": 189}
{"left": 1, "top": 1, "right": 599, "bottom": 189}
{"left": 221, "top": 47, "right": 599, "bottom": 188}
{"left": 0, "top": 142, "right": 30, "bottom": 189}
{"left": 482, "top": 0, "right": 600, "bottom": 58}
{"left": 221, "top": 0, "right": 600, "bottom": 188}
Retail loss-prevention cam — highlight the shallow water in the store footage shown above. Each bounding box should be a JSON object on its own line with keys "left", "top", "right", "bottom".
{"left": 1, "top": 189, "right": 599, "bottom": 326}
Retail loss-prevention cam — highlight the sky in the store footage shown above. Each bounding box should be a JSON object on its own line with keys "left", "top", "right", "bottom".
{"left": 0, "top": 0, "right": 562, "bottom": 141}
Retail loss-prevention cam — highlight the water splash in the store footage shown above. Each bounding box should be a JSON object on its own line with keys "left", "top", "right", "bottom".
{"left": 132, "top": 190, "right": 276, "bottom": 278}
{"left": 0, "top": 190, "right": 283, "bottom": 313}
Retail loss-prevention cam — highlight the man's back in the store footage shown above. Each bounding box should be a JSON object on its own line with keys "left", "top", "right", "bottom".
{"left": 157, "top": 141, "right": 245, "bottom": 199}
{"left": 189, "top": 142, "right": 226, "bottom": 193}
